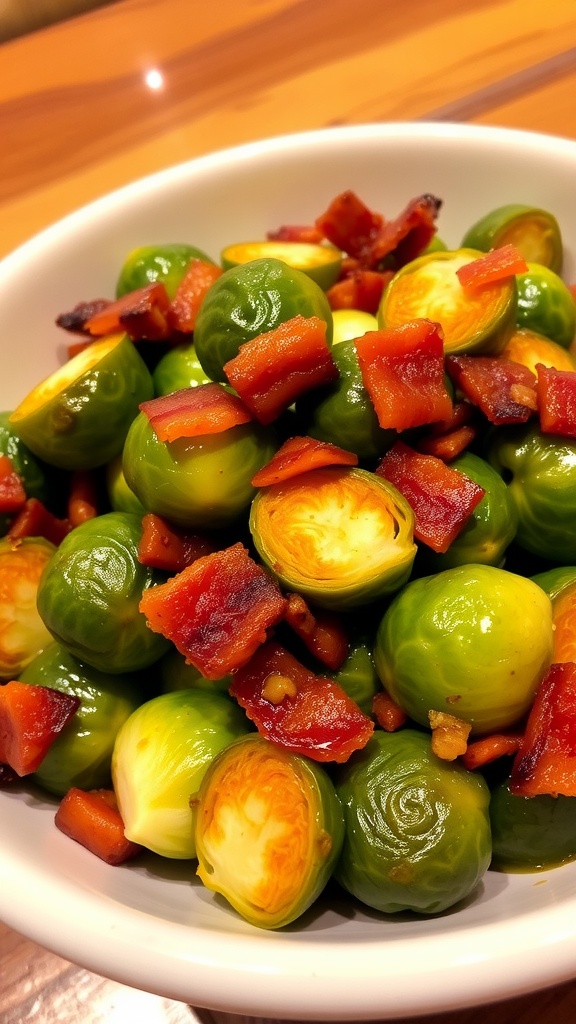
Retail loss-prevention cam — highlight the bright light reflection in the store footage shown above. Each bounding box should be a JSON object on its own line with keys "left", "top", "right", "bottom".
{"left": 145, "top": 68, "right": 164, "bottom": 91}
{"left": 479, "top": 615, "right": 492, "bottom": 633}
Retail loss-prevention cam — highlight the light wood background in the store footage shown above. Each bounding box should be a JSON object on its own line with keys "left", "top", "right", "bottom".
{"left": 2, "top": 1, "right": 576, "bottom": 1022}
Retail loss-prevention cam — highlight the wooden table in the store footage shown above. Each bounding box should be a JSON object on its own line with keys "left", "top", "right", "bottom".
{"left": 1, "top": 1, "right": 576, "bottom": 1021}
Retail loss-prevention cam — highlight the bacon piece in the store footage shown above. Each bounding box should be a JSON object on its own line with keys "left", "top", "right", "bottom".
{"left": 251, "top": 436, "right": 357, "bottom": 488}
{"left": 139, "top": 543, "right": 288, "bottom": 679}
{"left": 446, "top": 355, "right": 537, "bottom": 425}
{"left": 138, "top": 513, "right": 216, "bottom": 572}
{"left": 139, "top": 382, "right": 253, "bottom": 442}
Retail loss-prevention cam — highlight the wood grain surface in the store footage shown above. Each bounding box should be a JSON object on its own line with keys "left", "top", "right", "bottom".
{"left": 2, "top": 1, "right": 576, "bottom": 1021}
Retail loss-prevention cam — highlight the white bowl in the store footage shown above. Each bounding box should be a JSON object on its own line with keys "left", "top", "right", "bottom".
{"left": 2, "top": 122, "right": 576, "bottom": 1021}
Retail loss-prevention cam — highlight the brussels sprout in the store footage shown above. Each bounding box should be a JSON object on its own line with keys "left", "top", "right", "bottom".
{"left": 19, "top": 642, "right": 143, "bottom": 796}
{"left": 490, "top": 777, "right": 576, "bottom": 871}
{"left": 0, "top": 536, "right": 56, "bottom": 679}
{"left": 532, "top": 565, "right": 576, "bottom": 601}
{"left": 195, "top": 733, "right": 344, "bottom": 928}
{"left": 334, "top": 730, "right": 491, "bottom": 914}
{"left": 461, "top": 204, "right": 563, "bottom": 274}
{"left": 152, "top": 342, "right": 212, "bottom": 397}
{"left": 106, "top": 453, "right": 146, "bottom": 514}
{"left": 296, "top": 339, "right": 395, "bottom": 460}
{"left": 331, "top": 634, "right": 380, "bottom": 716}
{"left": 416, "top": 451, "right": 518, "bottom": 572}
{"left": 329, "top": 309, "right": 378, "bottom": 346}
{"left": 116, "top": 243, "right": 215, "bottom": 300}
{"left": 193, "top": 257, "right": 334, "bottom": 382}
{"left": 501, "top": 328, "right": 576, "bottom": 375}
{"left": 9, "top": 335, "right": 154, "bottom": 471}
{"left": 487, "top": 422, "right": 576, "bottom": 562}
{"left": 422, "top": 235, "right": 448, "bottom": 254}
{"left": 250, "top": 466, "right": 416, "bottom": 610}
{"left": 221, "top": 241, "right": 342, "bottom": 290}
{"left": 377, "top": 249, "right": 517, "bottom": 356}
{"left": 112, "top": 688, "right": 251, "bottom": 859}
{"left": 159, "top": 646, "right": 231, "bottom": 695}
{"left": 515, "top": 263, "right": 576, "bottom": 348}
{"left": 123, "top": 410, "right": 276, "bottom": 530}
{"left": 374, "top": 564, "right": 553, "bottom": 736}
{"left": 0, "top": 411, "right": 49, "bottom": 502}
{"left": 36, "top": 511, "right": 169, "bottom": 673}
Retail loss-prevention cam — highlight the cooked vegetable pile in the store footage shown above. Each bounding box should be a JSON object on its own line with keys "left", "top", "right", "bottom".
{"left": 2, "top": 189, "right": 576, "bottom": 929}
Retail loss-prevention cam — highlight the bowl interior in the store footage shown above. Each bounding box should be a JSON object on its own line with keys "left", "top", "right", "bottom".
{"left": 2, "top": 123, "right": 576, "bottom": 1021}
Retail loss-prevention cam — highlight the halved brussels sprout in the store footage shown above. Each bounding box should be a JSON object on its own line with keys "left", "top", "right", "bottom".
{"left": 0, "top": 411, "right": 49, "bottom": 503}
{"left": 152, "top": 342, "right": 212, "bottom": 397}
{"left": 331, "top": 309, "right": 378, "bottom": 346}
{"left": 123, "top": 410, "right": 276, "bottom": 530}
{"left": 195, "top": 733, "right": 344, "bottom": 928}
{"left": 487, "top": 422, "right": 576, "bottom": 562}
{"left": 461, "top": 204, "right": 563, "bottom": 274}
{"left": 36, "top": 511, "right": 169, "bottom": 673}
{"left": 221, "top": 241, "right": 342, "bottom": 291}
{"left": 378, "top": 248, "right": 517, "bottom": 356}
{"left": 9, "top": 335, "right": 154, "bottom": 470}
{"left": 490, "top": 777, "right": 576, "bottom": 871}
{"left": 193, "top": 257, "right": 334, "bottom": 382}
{"left": 296, "top": 338, "right": 395, "bottom": 460}
{"left": 112, "top": 688, "right": 251, "bottom": 859}
{"left": 416, "top": 451, "right": 518, "bottom": 572}
{"left": 334, "top": 730, "right": 491, "bottom": 914}
{"left": 116, "top": 243, "right": 215, "bottom": 299}
{"left": 501, "top": 327, "right": 576, "bottom": 375}
{"left": 19, "top": 642, "right": 143, "bottom": 796}
{"left": 250, "top": 466, "right": 416, "bottom": 610}
{"left": 374, "top": 564, "right": 553, "bottom": 736}
{"left": 0, "top": 536, "right": 56, "bottom": 679}
{"left": 515, "top": 263, "right": 576, "bottom": 348}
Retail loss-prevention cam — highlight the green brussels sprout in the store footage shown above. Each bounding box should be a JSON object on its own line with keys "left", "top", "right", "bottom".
{"left": 159, "top": 646, "right": 231, "bottom": 695}
{"left": 9, "top": 335, "right": 154, "bottom": 471}
{"left": 378, "top": 249, "right": 517, "bottom": 356}
{"left": 416, "top": 451, "right": 518, "bottom": 572}
{"left": 461, "top": 204, "right": 563, "bottom": 274}
{"left": 193, "top": 257, "right": 334, "bottom": 382}
{"left": 116, "top": 243, "right": 215, "bottom": 300}
{"left": 490, "top": 777, "right": 576, "bottom": 871}
{"left": 421, "top": 235, "right": 448, "bottom": 254}
{"left": 296, "top": 339, "right": 395, "bottom": 460}
{"left": 331, "top": 634, "right": 380, "bottom": 716}
{"left": 374, "top": 564, "right": 553, "bottom": 736}
{"left": 36, "top": 511, "right": 169, "bottom": 673}
{"left": 221, "top": 240, "right": 342, "bottom": 291}
{"left": 106, "top": 453, "right": 146, "bottom": 514}
{"left": 0, "top": 411, "right": 49, "bottom": 502}
{"left": 152, "top": 342, "right": 212, "bottom": 397}
{"left": 112, "top": 688, "right": 251, "bottom": 859}
{"left": 486, "top": 422, "right": 576, "bottom": 562}
{"left": 515, "top": 263, "right": 576, "bottom": 348}
{"left": 123, "top": 408, "right": 276, "bottom": 530}
{"left": 532, "top": 564, "right": 576, "bottom": 601}
{"left": 0, "top": 536, "right": 56, "bottom": 679}
{"left": 195, "top": 733, "right": 344, "bottom": 928}
{"left": 250, "top": 466, "right": 416, "bottom": 611}
{"left": 19, "top": 642, "right": 143, "bottom": 796}
{"left": 334, "top": 730, "right": 491, "bottom": 914}
{"left": 331, "top": 309, "right": 378, "bottom": 345}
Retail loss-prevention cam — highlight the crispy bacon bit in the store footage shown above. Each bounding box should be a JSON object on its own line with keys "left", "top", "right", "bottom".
{"left": 429, "top": 709, "right": 471, "bottom": 761}
{"left": 7, "top": 498, "right": 70, "bottom": 546}
{"left": 284, "top": 592, "right": 349, "bottom": 671}
{"left": 56, "top": 299, "right": 111, "bottom": 334}
{"left": 140, "top": 383, "right": 253, "bottom": 442}
{"left": 138, "top": 513, "right": 216, "bottom": 572}
{"left": 371, "top": 193, "right": 443, "bottom": 268}
{"left": 267, "top": 224, "right": 324, "bottom": 244}
{"left": 372, "top": 690, "right": 408, "bottom": 732}
{"left": 446, "top": 355, "right": 538, "bottom": 425}
{"left": 229, "top": 641, "right": 374, "bottom": 763}
{"left": 84, "top": 282, "right": 172, "bottom": 341}
{"left": 139, "top": 543, "right": 288, "bottom": 679}
{"left": 461, "top": 732, "right": 523, "bottom": 771}
{"left": 252, "top": 436, "right": 357, "bottom": 488}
